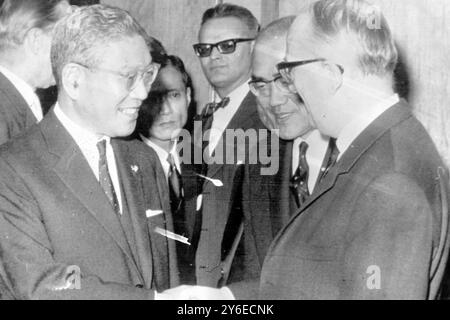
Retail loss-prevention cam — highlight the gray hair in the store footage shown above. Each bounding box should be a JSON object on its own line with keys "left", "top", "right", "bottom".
{"left": 309, "top": 0, "right": 398, "bottom": 75}
{"left": 0, "top": 0, "right": 67, "bottom": 51}
{"left": 51, "top": 4, "right": 149, "bottom": 86}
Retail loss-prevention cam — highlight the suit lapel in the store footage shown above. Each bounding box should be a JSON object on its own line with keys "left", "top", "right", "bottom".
{"left": 206, "top": 92, "right": 259, "bottom": 179}
{"left": 145, "top": 152, "right": 180, "bottom": 289}
{"left": 0, "top": 72, "right": 37, "bottom": 124}
{"left": 273, "top": 139, "right": 293, "bottom": 233}
{"left": 291, "top": 101, "right": 413, "bottom": 220}
{"left": 42, "top": 112, "right": 143, "bottom": 282}
{"left": 112, "top": 140, "right": 151, "bottom": 285}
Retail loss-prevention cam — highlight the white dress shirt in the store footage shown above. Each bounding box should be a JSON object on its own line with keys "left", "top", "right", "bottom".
{"left": 337, "top": 94, "right": 400, "bottom": 159}
{"left": 54, "top": 103, "right": 123, "bottom": 213}
{"left": 0, "top": 65, "right": 43, "bottom": 122}
{"left": 291, "top": 129, "right": 330, "bottom": 192}
{"left": 208, "top": 82, "right": 250, "bottom": 156}
{"left": 140, "top": 135, "right": 181, "bottom": 180}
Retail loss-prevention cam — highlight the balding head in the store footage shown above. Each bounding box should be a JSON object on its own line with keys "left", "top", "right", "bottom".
{"left": 251, "top": 16, "right": 314, "bottom": 140}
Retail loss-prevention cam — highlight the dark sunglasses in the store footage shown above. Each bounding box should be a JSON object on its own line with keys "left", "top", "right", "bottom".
{"left": 193, "top": 38, "right": 255, "bottom": 58}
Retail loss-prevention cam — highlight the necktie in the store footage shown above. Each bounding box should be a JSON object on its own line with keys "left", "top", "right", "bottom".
{"left": 200, "top": 97, "right": 230, "bottom": 133}
{"left": 167, "top": 153, "right": 183, "bottom": 213}
{"left": 97, "top": 140, "right": 120, "bottom": 216}
{"left": 317, "top": 138, "right": 340, "bottom": 185}
{"left": 200, "top": 97, "right": 230, "bottom": 154}
{"left": 290, "top": 141, "right": 310, "bottom": 207}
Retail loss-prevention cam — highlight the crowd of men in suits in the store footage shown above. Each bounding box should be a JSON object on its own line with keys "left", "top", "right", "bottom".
{"left": 0, "top": 0, "right": 449, "bottom": 300}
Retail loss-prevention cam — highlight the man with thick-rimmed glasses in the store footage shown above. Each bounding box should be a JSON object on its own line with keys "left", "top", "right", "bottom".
{"left": 186, "top": 3, "right": 271, "bottom": 293}
{"left": 260, "top": 0, "right": 450, "bottom": 300}
{"left": 250, "top": 15, "right": 335, "bottom": 215}
{"left": 0, "top": 4, "right": 180, "bottom": 299}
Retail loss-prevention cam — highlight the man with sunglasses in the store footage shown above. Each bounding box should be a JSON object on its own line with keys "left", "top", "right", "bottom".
{"left": 188, "top": 3, "right": 270, "bottom": 291}
{"left": 0, "top": 5, "right": 178, "bottom": 299}
{"left": 259, "top": 0, "right": 450, "bottom": 299}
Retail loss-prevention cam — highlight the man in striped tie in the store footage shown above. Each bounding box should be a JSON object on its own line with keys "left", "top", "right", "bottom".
{"left": 0, "top": 5, "right": 179, "bottom": 300}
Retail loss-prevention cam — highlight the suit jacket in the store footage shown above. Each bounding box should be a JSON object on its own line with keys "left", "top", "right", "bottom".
{"left": 184, "top": 92, "right": 274, "bottom": 288}
{"left": 260, "top": 100, "right": 450, "bottom": 300}
{"left": 0, "top": 110, "right": 178, "bottom": 299}
{"left": 0, "top": 72, "right": 37, "bottom": 145}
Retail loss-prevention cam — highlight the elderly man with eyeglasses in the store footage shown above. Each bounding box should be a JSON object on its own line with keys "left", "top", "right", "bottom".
{"left": 250, "top": 15, "right": 336, "bottom": 218}
{"left": 259, "top": 0, "right": 450, "bottom": 300}
{"left": 0, "top": 5, "right": 181, "bottom": 300}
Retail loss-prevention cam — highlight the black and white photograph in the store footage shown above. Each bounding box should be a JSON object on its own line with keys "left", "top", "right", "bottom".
{"left": 0, "top": 0, "right": 449, "bottom": 304}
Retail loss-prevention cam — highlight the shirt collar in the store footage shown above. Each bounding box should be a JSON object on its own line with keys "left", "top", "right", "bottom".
{"left": 54, "top": 102, "right": 109, "bottom": 148}
{"left": 140, "top": 134, "right": 181, "bottom": 173}
{"left": 214, "top": 81, "right": 249, "bottom": 104}
{"left": 0, "top": 65, "right": 38, "bottom": 108}
{"left": 337, "top": 94, "right": 399, "bottom": 158}
{"left": 140, "top": 134, "right": 169, "bottom": 161}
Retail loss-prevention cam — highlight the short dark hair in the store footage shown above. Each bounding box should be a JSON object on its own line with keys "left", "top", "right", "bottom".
{"left": 0, "top": 0, "right": 67, "bottom": 51}
{"left": 201, "top": 3, "right": 259, "bottom": 36}
{"left": 136, "top": 55, "right": 193, "bottom": 138}
{"left": 147, "top": 36, "right": 167, "bottom": 65}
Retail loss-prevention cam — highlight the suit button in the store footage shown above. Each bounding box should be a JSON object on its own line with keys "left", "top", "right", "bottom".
{"left": 136, "top": 284, "right": 143, "bottom": 288}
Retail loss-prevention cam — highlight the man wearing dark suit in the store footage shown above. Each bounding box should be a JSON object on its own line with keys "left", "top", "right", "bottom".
{"left": 0, "top": 5, "right": 179, "bottom": 300}
{"left": 136, "top": 55, "right": 197, "bottom": 284}
{"left": 260, "top": 0, "right": 450, "bottom": 299}
{"left": 0, "top": 0, "right": 70, "bottom": 145}
{"left": 189, "top": 3, "right": 270, "bottom": 291}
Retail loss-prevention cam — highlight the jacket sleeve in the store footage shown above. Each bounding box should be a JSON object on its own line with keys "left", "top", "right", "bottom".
{"left": 0, "top": 157, "right": 155, "bottom": 300}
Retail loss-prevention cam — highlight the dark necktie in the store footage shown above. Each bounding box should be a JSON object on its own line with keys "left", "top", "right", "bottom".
{"left": 97, "top": 140, "right": 120, "bottom": 216}
{"left": 167, "top": 153, "right": 183, "bottom": 214}
{"left": 200, "top": 97, "right": 230, "bottom": 133}
{"left": 316, "top": 138, "right": 340, "bottom": 186}
{"left": 290, "top": 141, "right": 310, "bottom": 207}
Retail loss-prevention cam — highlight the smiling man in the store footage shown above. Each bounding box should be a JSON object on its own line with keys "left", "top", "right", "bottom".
{"left": 260, "top": 0, "right": 450, "bottom": 299}
{"left": 0, "top": 5, "right": 178, "bottom": 299}
{"left": 250, "top": 16, "right": 334, "bottom": 216}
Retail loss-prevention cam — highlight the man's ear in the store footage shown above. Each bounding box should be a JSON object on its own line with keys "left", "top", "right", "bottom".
{"left": 62, "top": 63, "right": 84, "bottom": 100}
{"left": 322, "top": 61, "right": 344, "bottom": 93}
{"left": 186, "top": 87, "right": 192, "bottom": 106}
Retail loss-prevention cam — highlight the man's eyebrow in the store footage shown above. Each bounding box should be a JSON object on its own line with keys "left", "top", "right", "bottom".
{"left": 250, "top": 75, "right": 267, "bottom": 82}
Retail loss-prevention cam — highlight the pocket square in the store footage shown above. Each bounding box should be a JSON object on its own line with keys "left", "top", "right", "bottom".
{"left": 146, "top": 209, "right": 163, "bottom": 218}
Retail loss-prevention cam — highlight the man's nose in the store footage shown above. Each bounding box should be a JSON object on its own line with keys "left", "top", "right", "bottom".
{"left": 209, "top": 46, "right": 222, "bottom": 60}
{"left": 270, "top": 84, "right": 288, "bottom": 108}
{"left": 130, "top": 79, "right": 149, "bottom": 101}
{"left": 159, "top": 100, "right": 172, "bottom": 115}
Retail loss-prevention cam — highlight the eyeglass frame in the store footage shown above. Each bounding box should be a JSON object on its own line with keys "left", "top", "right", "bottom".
{"left": 248, "top": 74, "right": 293, "bottom": 97}
{"left": 193, "top": 38, "right": 255, "bottom": 58}
{"left": 72, "top": 62, "right": 159, "bottom": 92}
{"left": 277, "top": 58, "right": 344, "bottom": 85}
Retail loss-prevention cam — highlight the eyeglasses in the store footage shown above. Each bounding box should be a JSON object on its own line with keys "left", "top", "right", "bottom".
{"left": 193, "top": 38, "right": 255, "bottom": 58}
{"left": 248, "top": 75, "right": 292, "bottom": 97}
{"left": 277, "top": 58, "right": 344, "bottom": 84}
{"left": 74, "top": 62, "right": 159, "bottom": 92}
